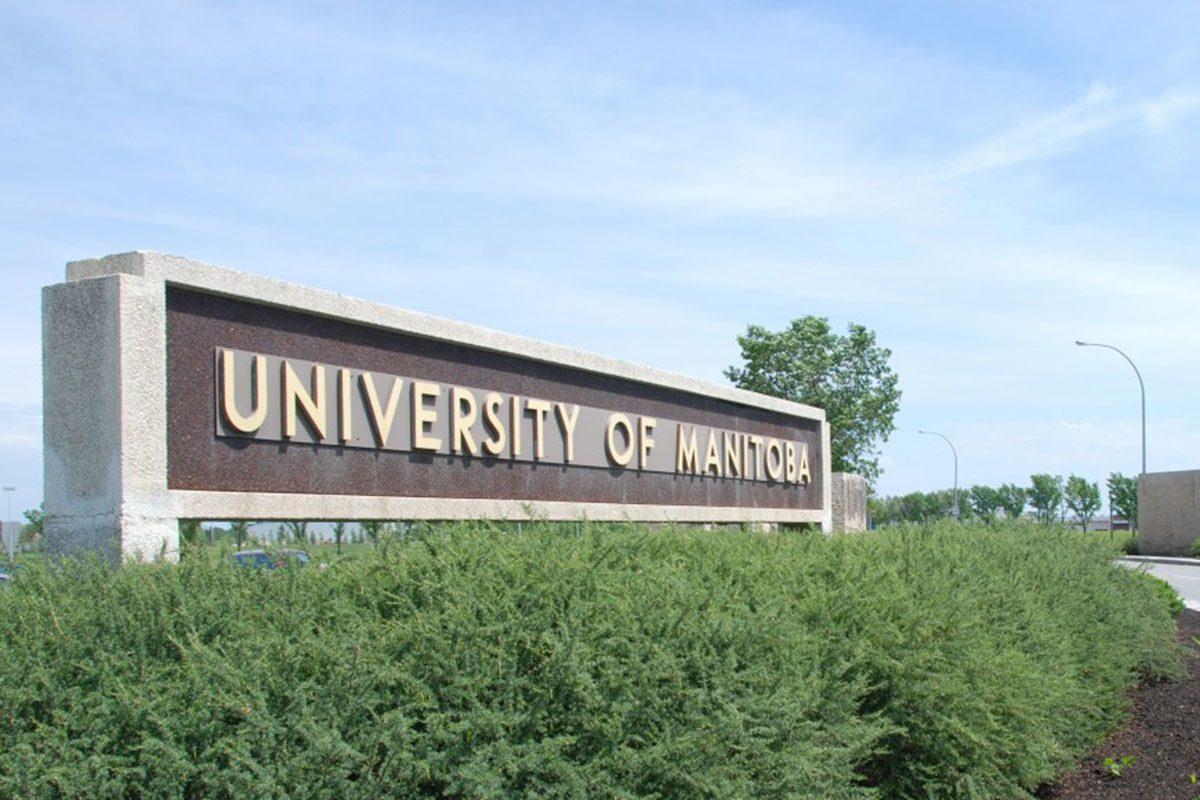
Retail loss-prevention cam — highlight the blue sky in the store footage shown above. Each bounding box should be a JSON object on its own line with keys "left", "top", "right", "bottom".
{"left": 2, "top": 1, "right": 1199, "bottom": 519}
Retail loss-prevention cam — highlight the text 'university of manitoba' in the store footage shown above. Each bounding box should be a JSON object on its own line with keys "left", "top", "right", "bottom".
{"left": 217, "top": 349, "right": 813, "bottom": 485}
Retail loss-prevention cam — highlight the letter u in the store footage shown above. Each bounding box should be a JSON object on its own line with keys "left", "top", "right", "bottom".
{"left": 221, "top": 350, "right": 268, "bottom": 433}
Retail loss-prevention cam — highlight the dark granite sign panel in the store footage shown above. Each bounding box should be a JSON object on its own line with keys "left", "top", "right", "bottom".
{"left": 166, "top": 287, "right": 825, "bottom": 511}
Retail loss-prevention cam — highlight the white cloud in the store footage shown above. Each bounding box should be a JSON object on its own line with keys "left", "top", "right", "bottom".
{"left": 945, "top": 83, "right": 1125, "bottom": 178}
{"left": 1141, "top": 90, "right": 1200, "bottom": 129}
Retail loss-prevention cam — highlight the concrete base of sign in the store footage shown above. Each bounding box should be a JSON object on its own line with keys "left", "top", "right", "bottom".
{"left": 43, "top": 269, "right": 175, "bottom": 563}
{"left": 830, "top": 472, "right": 867, "bottom": 532}
{"left": 1139, "top": 470, "right": 1200, "bottom": 555}
{"left": 44, "top": 251, "right": 832, "bottom": 562}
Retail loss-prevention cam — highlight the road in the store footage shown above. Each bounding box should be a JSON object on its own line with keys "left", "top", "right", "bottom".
{"left": 1120, "top": 557, "right": 1200, "bottom": 611}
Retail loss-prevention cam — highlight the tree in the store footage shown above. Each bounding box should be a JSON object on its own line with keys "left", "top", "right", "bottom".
{"left": 332, "top": 521, "right": 347, "bottom": 555}
{"left": 969, "top": 485, "right": 1002, "bottom": 523}
{"left": 724, "top": 316, "right": 901, "bottom": 487}
{"left": 894, "top": 489, "right": 957, "bottom": 523}
{"left": 229, "top": 520, "right": 251, "bottom": 550}
{"left": 1064, "top": 475, "right": 1102, "bottom": 532}
{"left": 283, "top": 520, "right": 309, "bottom": 544}
{"left": 996, "top": 484, "right": 1026, "bottom": 521}
{"left": 20, "top": 503, "right": 44, "bottom": 550}
{"left": 1028, "top": 474, "right": 1063, "bottom": 526}
{"left": 868, "top": 494, "right": 907, "bottom": 526}
{"left": 179, "top": 519, "right": 203, "bottom": 550}
{"left": 898, "top": 492, "right": 930, "bottom": 523}
{"left": 361, "top": 520, "right": 385, "bottom": 548}
{"left": 1107, "top": 473, "right": 1138, "bottom": 531}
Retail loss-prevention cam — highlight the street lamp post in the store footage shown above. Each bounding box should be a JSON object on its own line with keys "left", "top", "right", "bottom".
{"left": 918, "top": 430, "right": 959, "bottom": 519}
{"left": 1, "top": 486, "right": 14, "bottom": 561}
{"left": 1074, "top": 340, "right": 1146, "bottom": 477}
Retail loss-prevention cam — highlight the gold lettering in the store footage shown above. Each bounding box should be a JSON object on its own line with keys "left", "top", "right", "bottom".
{"left": 412, "top": 380, "right": 442, "bottom": 451}
{"left": 765, "top": 438, "right": 784, "bottom": 481}
{"left": 361, "top": 373, "right": 403, "bottom": 448}
{"left": 676, "top": 424, "right": 699, "bottom": 474}
{"left": 451, "top": 386, "right": 479, "bottom": 455}
{"left": 282, "top": 361, "right": 327, "bottom": 440}
{"left": 510, "top": 395, "right": 522, "bottom": 458}
{"left": 785, "top": 442, "right": 797, "bottom": 483}
{"left": 525, "top": 399, "right": 551, "bottom": 460}
{"left": 704, "top": 429, "right": 721, "bottom": 477}
{"left": 747, "top": 435, "right": 764, "bottom": 480}
{"left": 338, "top": 369, "right": 353, "bottom": 442}
{"left": 482, "top": 392, "right": 506, "bottom": 456}
{"left": 639, "top": 416, "right": 657, "bottom": 469}
{"left": 555, "top": 403, "right": 580, "bottom": 463}
{"left": 723, "top": 431, "right": 741, "bottom": 478}
{"left": 220, "top": 350, "right": 268, "bottom": 434}
{"left": 798, "top": 444, "right": 811, "bottom": 484}
{"left": 606, "top": 413, "right": 634, "bottom": 467}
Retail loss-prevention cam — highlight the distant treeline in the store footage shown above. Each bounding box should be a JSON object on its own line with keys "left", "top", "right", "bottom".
{"left": 869, "top": 472, "right": 1139, "bottom": 531}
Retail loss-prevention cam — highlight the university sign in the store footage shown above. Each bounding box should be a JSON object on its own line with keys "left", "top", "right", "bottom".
{"left": 43, "top": 252, "right": 830, "bottom": 561}
{"left": 216, "top": 349, "right": 813, "bottom": 485}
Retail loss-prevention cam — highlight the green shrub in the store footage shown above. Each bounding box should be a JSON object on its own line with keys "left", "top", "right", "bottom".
{"left": 1129, "top": 570, "right": 1186, "bottom": 618}
{"left": 0, "top": 522, "right": 1182, "bottom": 799}
{"left": 1190, "top": 536, "right": 1200, "bottom": 558}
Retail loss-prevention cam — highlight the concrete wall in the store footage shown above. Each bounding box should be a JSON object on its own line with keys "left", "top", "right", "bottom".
{"left": 1139, "top": 470, "right": 1200, "bottom": 555}
{"left": 831, "top": 472, "right": 867, "bottom": 533}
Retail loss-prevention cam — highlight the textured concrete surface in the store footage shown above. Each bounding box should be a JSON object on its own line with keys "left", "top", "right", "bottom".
{"left": 43, "top": 273, "right": 177, "bottom": 562}
{"left": 169, "top": 489, "right": 825, "bottom": 525}
{"left": 830, "top": 472, "right": 867, "bottom": 532}
{"left": 1139, "top": 470, "right": 1200, "bottom": 555}
{"left": 45, "top": 251, "right": 834, "bottom": 556}
{"left": 821, "top": 423, "right": 832, "bottom": 531}
{"left": 43, "top": 278, "right": 124, "bottom": 563}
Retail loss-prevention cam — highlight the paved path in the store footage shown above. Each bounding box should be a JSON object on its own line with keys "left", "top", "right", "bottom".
{"left": 1120, "top": 556, "right": 1200, "bottom": 611}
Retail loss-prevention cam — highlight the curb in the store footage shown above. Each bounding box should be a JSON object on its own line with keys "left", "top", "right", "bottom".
{"left": 1121, "top": 555, "right": 1200, "bottom": 567}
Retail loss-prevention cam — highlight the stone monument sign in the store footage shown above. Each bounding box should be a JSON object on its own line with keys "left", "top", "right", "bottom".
{"left": 44, "top": 252, "right": 831, "bottom": 561}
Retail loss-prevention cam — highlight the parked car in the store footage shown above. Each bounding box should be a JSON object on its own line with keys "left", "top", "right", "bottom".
{"left": 0, "top": 562, "right": 25, "bottom": 588}
{"left": 278, "top": 548, "right": 311, "bottom": 566}
{"left": 230, "top": 549, "right": 311, "bottom": 569}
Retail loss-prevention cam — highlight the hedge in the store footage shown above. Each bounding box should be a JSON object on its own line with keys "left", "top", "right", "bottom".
{"left": 0, "top": 521, "right": 1182, "bottom": 799}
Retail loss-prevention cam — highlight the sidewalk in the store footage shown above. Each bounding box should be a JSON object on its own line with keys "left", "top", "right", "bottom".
{"left": 1119, "top": 556, "right": 1200, "bottom": 611}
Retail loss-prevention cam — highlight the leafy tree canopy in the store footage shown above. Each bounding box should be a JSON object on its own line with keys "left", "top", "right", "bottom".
{"left": 20, "top": 503, "right": 44, "bottom": 547}
{"left": 179, "top": 519, "right": 203, "bottom": 550}
{"left": 283, "top": 520, "right": 309, "bottom": 544}
{"left": 229, "top": 520, "right": 252, "bottom": 549}
{"left": 1107, "top": 473, "right": 1138, "bottom": 531}
{"left": 1028, "top": 474, "right": 1063, "bottom": 526}
{"left": 996, "top": 484, "right": 1027, "bottom": 521}
{"left": 969, "top": 485, "right": 1002, "bottom": 522}
{"left": 724, "top": 316, "right": 901, "bottom": 488}
{"left": 1064, "top": 475, "right": 1102, "bottom": 532}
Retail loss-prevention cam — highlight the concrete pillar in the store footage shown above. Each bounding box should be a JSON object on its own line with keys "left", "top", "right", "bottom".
{"left": 43, "top": 255, "right": 177, "bottom": 562}
{"left": 831, "top": 472, "right": 867, "bottom": 533}
{"left": 1138, "top": 470, "right": 1200, "bottom": 556}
